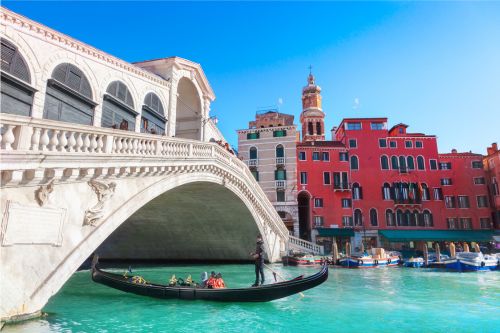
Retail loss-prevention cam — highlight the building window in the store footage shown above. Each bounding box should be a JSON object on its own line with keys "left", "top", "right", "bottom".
{"left": 352, "top": 183, "right": 362, "bottom": 200}
{"left": 249, "top": 147, "right": 258, "bottom": 160}
{"left": 433, "top": 188, "right": 443, "bottom": 200}
{"left": 445, "top": 196, "right": 456, "bottom": 208}
{"left": 316, "top": 122, "right": 322, "bottom": 135}
{"left": 308, "top": 122, "right": 314, "bottom": 135}
{"left": 247, "top": 132, "right": 260, "bottom": 140}
{"left": 423, "top": 210, "right": 433, "bottom": 227}
{"left": 276, "top": 144, "right": 285, "bottom": 158}
{"left": 102, "top": 80, "right": 137, "bottom": 130}
{"left": 477, "top": 196, "right": 488, "bottom": 208}
{"left": 276, "top": 190, "right": 285, "bottom": 202}
{"left": 417, "top": 156, "right": 425, "bottom": 170}
{"left": 314, "top": 198, "right": 324, "bottom": 208}
{"left": 439, "top": 162, "right": 451, "bottom": 170}
{"left": 391, "top": 156, "right": 399, "bottom": 170}
{"left": 342, "top": 216, "right": 353, "bottom": 227}
{"left": 459, "top": 218, "right": 472, "bottom": 230}
{"left": 44, "top": 63, "right": 96, "bottom": 126}
{"left": 421, "top": 183, "right": 430, "bottom": 200}
{"left": 406, "top": 156, "right": 415, "bottom": 170}
{"left": 480, "top": 218, "right": 491, "bottom": 229}
{"left": 298, "top": 151, "right": 306, "bottom": 161}
{"left": 371, "top": 122, "right": 384, "bottom": 130}
{"left": 386, "top": 209, "right": 395, "bottom": 226}
{"left": 493, "top": 178, "right": 499, "bottom": 195}
{"left": 273, "top": 129, "right": 287, "bottom": 137}
{"left": 429, "top": 159, "right": 438, "bottom": 170}
{"left": 379, "top": 139, "right": 387, "bottom": 148}
{"left": 1, "top": 38, "right": 34, "bottom": 117}
{"left": 341, "top": 198, "right": 352, "bottom": 208}
{"left": 312, "top": 152, "right": 320, "bottom": 161}
{"left": 389, "top": 141, "right": 397, "bottom": 148}
{"left": 354, "top": 209, "right": 363, "bottom": 226}
{"left": 471, "top": 161, "right": 482, "bottom": 169}
{"left": 314, "top": 216, "right": 324, "bottom": 227}
{"left": 141, "top": 92, "right": 166, "bottom": 135}
{"left": 275, "top": 169, "right": 287, "bottom": 180}
{"left": 458, "top": 196, "right": 470, "bottom": 208}
{"left": 346, "top": 122, "right": 361, "bottom": 130}
{"left": 333, "top": 172, "right": 349, "bottom": 189}
{"left": 396, "top": 209, "right": 403, "bottom": 226}
{"left": 405, "top": 141, "right": 413, "bottom": 148}
{"left": 473, "top": 177, "right": 485, "bottom": 185}
{"left": 447, "top": 218, "right": 457, "bottom": 229}
{"left": 322, "top": 152, "right": 330, "bottom": 161}
{"left": 323, "top": 172, "right": 331, "bottom": 185}
{"left": 370, "top": 208, "right": 378, "bottom": 226}
{"left": 441, "top": 178, "right": 453, "bottom": 186}
{"left": 339, "top": 152, "right": 349, "bottom": 161}
{"left": 300, "top": 172, "right": 308, "bottom": 184}
{"left": 251, "top": 170, "right": 259, "bottom": 181}
{"left": 415, "top": 141, "right": 423, "bottom": 148}
{"left": 381, "top": 156, "right": 389, "bottom": 170}
{"left": 382, "top": 183, "right": 391, "bottom": 200}
{"left": 349, "top": 139, "right": 357, "bottom": 148}
{"left": 399, "top": 156, "right": 407, "bottom": 172}
{"left": 350, "top": 156, "right": 359, "bottom": 170}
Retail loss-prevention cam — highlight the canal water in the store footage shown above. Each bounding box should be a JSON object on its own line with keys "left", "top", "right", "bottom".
{"left": 4, "top": 265, "right": 499, "bottom": 333}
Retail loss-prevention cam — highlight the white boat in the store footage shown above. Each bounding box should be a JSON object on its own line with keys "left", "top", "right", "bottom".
{"left": 443, "top": 252, "right": 499, "bottom": 272}
{"left": 339, "top": 248, "right": 400, "bottom": 268}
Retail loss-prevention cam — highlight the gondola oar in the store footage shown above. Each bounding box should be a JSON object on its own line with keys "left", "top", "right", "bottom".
{"left": 263, "top": 264, "right": 305, "bottom": 297}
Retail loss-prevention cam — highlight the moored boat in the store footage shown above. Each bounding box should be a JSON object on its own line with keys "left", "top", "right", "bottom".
{"left": 91, "top": 256, "right": 328, "bottom": 302}
{"left": 404, "top": 257, "right": 424, "bottom": 268}
{"left": 339, "top": 248, "right": 400, "bottom": 268}
{"left": 442, "top": 252, "right": 499, "bottom": 272}
{"left": 282, "top": 252, "right": 322, "bottom": 266}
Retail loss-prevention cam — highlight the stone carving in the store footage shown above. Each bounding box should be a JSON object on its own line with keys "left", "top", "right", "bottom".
{"left": 83, "top": 180, "right": 117, "bottom": 226}
{"left": 35, "top": 180, "right": 54, "bottom": 206}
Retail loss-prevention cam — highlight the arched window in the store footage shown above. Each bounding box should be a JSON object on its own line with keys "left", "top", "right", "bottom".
{"left": 141, "top": 92, "right": 166, "bottom": 134}
{"left": 352, "top": 183, "right": 362, "bottom": 200}
{"left": 308, "top": 122, "right": 314, "bottom": 135}
{"left": 350, "top": 155, "right": 359, "bottom": 170}
{"left": 382, "top": 183, "right": 391, "bottom": 200}
{"left": 417, "top": 211, "right": 425, "bottom": 226}
{"left": 386, "top": 209, "right": 395, "bottom": 227}
{"left": 407, "top": 156, "right": 415, "bottom": 170}
{"left": 410, "top": 210, "right": 419, "bottom": 226}
{"left": 403, "top": 210, "right": 411, "bottom": 226}
{"left": 102, "top": 81, "right": 136, "bottom": 131}
{"left": 417, "top": 156, "right": 425, "bottom": 170}
{"left": 370, "top": 208, "right": 378, "bottom": 226}
{"left": 421, "top": 183, "right": 430, "bottom": 200}
{"left": 1, "top": 38, "right": 34, "bottom": 117}
{"left": 316, "top": 122, "right": 322, "bottom": 135}
{"left": 276, "top": 144, "right": 284, "bottom": 158}
{"left": 399, "top": 156, "right": 407, "bottom": 172}
{"left": 354, "top": 209, "right": 363, "bottom": 226}
{"left": 380, "top": 155, "right": 389, "bottom": 170}
{"left": 43, "top": 63, "right": 96, "bottom": 125}
{"left": 423, "top": 210, "right": 433, "bottom": 227}
{"left": 391, "top": 156, "right": 399, "bottom": 170}
{"left": 396, "top": 209, "right": 403, "bottom": 226}
{"left": 249, "top": 147, "right": 258, "bottom": 160}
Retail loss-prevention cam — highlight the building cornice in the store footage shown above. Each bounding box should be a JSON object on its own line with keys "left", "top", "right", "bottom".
{"left": 236, "top": 125, "right": 297, "bottom": 134}
{"left": 1, "top": 7, "right": 169, "bottom": 87}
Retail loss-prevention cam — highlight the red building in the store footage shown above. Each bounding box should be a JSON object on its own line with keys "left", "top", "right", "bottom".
{"left": 295, "top": 73, "right": 495, "bottom": 251}
{"left": 484, "top": 143, "right": 500, "bottom": 229}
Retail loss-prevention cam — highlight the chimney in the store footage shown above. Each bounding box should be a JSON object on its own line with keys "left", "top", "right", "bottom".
{"left": 487, "top": 142, "right": 497, "bottom": 156}
{"left": 493, "top": 142, "right": 498, "bottom": 151}
{"left": 451, "top": 149, "right": 457, "bottom": 153}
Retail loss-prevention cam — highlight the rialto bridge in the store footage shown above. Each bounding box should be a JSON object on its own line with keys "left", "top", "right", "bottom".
{"left": 0, "top": 7, "right": 305, "bottom": 323}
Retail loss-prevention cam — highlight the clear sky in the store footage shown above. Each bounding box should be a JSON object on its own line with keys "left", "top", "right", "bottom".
{"left": 4, "top": 1, "right": 499, "bottom": 154}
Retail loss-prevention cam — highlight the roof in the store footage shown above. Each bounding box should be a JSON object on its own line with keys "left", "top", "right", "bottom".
{"left": 316, "top": 228, "right": 355, "bottom": 237}
{"left": 379, "top": 230, "right": 494, "bottom": 242}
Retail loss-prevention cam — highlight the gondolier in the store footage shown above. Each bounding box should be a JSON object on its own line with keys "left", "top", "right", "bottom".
{"left": 250, "top": 234, "right": 265, "bottom": 287}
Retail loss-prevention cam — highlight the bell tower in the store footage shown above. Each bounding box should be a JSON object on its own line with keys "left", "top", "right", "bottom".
{"left": 300, "top": 70, "right": 325, "bottom": 142}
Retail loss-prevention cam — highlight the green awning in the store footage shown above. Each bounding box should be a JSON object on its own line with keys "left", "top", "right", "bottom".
{"left": 379, "top": 230, "right": 494, "bottom": 242}
{"left": 316, "top": 228, "right": 355, "bottom": 237}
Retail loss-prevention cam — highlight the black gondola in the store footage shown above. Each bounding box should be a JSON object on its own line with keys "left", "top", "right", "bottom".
{"left": 91, "top": 256, "right": 328, "bottom": 302}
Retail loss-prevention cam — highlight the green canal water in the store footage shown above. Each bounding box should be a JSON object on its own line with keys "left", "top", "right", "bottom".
{"left": 4, "top": 265, "right": 499, "bottom": 333}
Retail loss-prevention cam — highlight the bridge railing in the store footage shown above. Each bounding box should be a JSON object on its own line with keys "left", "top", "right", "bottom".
{"left": 288, "top": 235, "right": 324, "bottom": 255}
{"left": 0, "top": 114, "right": 289, "bottom": 239}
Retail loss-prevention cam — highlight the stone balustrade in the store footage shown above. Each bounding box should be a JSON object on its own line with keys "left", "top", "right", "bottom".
{"left": 289, "top": 235, "right": 324, "bottom": 255}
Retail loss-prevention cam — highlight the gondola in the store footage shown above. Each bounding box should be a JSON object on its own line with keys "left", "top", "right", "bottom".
{"left": 91, "top": 256, "right": 328, "bottom": 302}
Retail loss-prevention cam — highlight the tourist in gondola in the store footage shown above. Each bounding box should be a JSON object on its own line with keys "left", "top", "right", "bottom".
{"left": 200, "top": 271, "right": 209, "bottom": 288}
{"left": 213, "top": 272, "right": 226, "bottom": 289}
{"left": 250, "top": 234, "right": 265, "bottom": 287}
{"left": 206, "top": 271, "right": 217, "bottom": 288}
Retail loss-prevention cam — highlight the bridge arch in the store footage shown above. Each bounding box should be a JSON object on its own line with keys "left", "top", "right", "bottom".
{"left": 175, "top": 77, "right": 203, "bottom": 140}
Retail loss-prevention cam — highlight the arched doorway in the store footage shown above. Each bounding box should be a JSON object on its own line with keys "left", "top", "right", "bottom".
{"left": 176, "top": 77, "right": 202, "bottom": 140}
{"left": 297, "top": 191, "right": 311, "bottom": 240}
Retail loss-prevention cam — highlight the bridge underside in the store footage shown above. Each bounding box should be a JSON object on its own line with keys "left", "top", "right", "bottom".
{"left": 98, "top": 182, "right": 259, "bottom": 261}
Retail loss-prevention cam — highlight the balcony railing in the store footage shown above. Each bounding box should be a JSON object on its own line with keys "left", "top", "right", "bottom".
{"left": 275, "top": 180, "right": 286, "bottom": 189}
{"left": 247, "top": 159, "right": 258, "bottom": 167}
{"left": 333, "top": 182, "right": 351, "bottom": 191}
{"left": 276, "top": 157, "right": 285, "bottom": 166}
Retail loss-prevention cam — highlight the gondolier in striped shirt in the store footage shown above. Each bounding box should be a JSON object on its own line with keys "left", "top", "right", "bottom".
{"left": 251, "top": 235, "right": 265, "bottom": 287}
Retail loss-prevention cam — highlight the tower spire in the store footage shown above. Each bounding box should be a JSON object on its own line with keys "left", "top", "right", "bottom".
{"left": 300, "top": 70, "right": 325, "bottom": 142}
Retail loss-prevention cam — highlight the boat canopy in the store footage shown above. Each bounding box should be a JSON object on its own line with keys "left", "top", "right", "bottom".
{"left": 316, "top": 228, "right": 355, "bottom": 237}
{"left": 379, "top": 230, "right": 494, "bottom": 242}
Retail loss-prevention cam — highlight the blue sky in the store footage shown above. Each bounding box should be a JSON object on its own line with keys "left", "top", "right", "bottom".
{"left": 4, "top": 1, "right": 499, "bottom": 153}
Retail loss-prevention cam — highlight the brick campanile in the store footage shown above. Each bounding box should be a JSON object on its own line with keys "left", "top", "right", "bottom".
{"left": 300, "top": 72, "right": 325, "bottom": 142}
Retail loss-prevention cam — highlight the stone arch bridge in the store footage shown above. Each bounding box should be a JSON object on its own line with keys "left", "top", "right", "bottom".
{"left": 0, "top": 114, "right": 290, "bottom": 322}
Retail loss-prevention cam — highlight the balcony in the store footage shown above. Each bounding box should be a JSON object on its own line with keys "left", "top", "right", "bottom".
{"left": 276, "top": 157, "right": 285, "bottom": 166}
{"left": 275, "top": 180, "right": 286, "bottom": 189}
{"left": 393, "top": 198, "right": 422, "bottom": 207}
{"left": 247, "top": 159, "right": 258, "bottom": 168}
{"left": 333, "top": 182, "right": 351, "bottom": 191}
